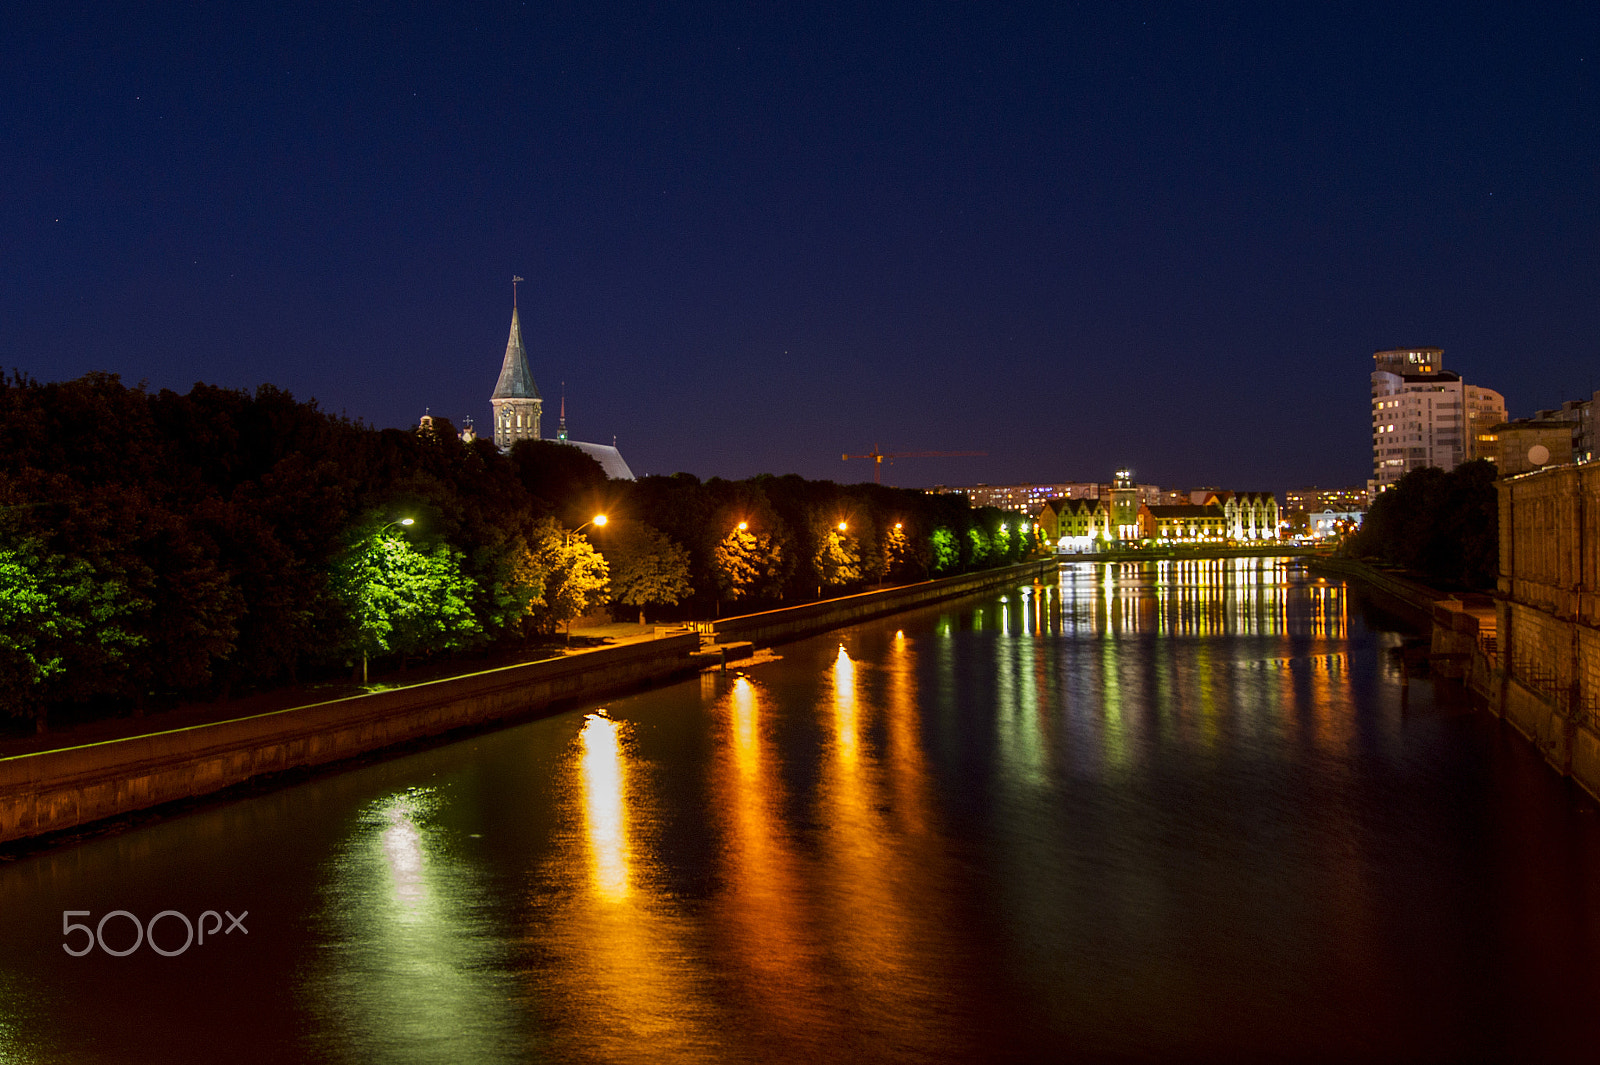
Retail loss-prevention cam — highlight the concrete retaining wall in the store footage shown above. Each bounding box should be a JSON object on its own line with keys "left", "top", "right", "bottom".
{"left": 0, "top": 559, "right": 1055, "bottom": 846}
{"left": 0, "top": 634, "right": 701, "bottom": 845}
{"left": 709, "top": 559, "right": 1057, "bottom": 647}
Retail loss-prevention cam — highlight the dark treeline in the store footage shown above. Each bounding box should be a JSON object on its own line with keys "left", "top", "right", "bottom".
{"left": 0, "top": 372, "right": 1035, "bottom": 729}
{"left": 1346, "top": 459, "right": 1498, "bottom": 589}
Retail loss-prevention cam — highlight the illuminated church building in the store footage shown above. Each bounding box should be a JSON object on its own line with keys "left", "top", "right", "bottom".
{"left": 489, "top": 300, "right": 635, "bottom": 479}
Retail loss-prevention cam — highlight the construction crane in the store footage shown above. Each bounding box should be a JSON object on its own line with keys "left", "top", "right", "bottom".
{"left": 842, "top": 446, "right": 987, "bottom": 485}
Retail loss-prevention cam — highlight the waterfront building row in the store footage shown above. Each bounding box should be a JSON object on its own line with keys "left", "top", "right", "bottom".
{"left": 1034, "top": 471, "right": 1280, "bottom": 550}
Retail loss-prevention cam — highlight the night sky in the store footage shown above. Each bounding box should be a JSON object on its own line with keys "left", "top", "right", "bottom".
{"left": 4, "top": 2, "right": 1596, "bottom": 491}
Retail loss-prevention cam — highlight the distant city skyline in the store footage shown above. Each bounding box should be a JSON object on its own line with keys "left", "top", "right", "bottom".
{"left": 3, "top": 3, "right": 1596, "bottom": 489}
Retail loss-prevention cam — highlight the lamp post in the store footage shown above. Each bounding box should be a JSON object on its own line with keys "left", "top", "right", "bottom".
{"left": 565, "top": 514, "right": 607, "bottom": 543}
{"left": 560, "top": 515, "right": 607, "bottom": 641}
{"left": 716, "top": 521, "right": 751, "bottom": 618}
{"left": 360, "top": 517, "right": 414, "bottom": 685}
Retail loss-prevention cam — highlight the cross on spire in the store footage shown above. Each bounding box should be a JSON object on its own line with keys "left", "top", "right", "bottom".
{"left": 512, "top": 275, "right": 524, "bottom": 308}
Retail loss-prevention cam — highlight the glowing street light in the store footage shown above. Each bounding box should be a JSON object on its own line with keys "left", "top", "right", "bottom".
{"left": 737, "top": 521, "right": 748, "bottom": 531}
{"left": 357, "top": 518, "right": 417, "bottom": 685}
{"left": 568, "top": 514, "right": 608, "bottom": 540}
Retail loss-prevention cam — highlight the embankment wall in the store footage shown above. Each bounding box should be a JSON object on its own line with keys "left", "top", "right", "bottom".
{"left": 0, "top": 634, "right": 701, "bottom": 845}
{"left": 1, "top": 558, "right": 1055, "bottom": 846}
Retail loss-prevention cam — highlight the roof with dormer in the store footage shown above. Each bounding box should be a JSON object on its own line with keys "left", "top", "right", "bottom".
{"left": 492, "top": 307, "right": 542, "bottom": 401}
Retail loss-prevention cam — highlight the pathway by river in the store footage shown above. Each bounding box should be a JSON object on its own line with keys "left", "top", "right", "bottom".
{"left": 2, "top": 557, "right": 1598, "bottom": 1063}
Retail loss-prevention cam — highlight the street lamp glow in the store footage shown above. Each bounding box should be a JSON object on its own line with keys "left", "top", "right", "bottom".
{"left": 838, "top": 521, "right": 847, "bottom": 531}
{"left": 737, "top": 521, "right": 748, "bottom": 531}
{"left": 592, "top": 514, "right": 607, "bottom": 527}
{"left": 894, "top": 522, "right": 902, "bottom": 530}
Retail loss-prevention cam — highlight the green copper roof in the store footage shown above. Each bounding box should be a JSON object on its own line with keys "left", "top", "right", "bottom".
{"left": 492, "top": 307, "right": 542, "bottom": 400}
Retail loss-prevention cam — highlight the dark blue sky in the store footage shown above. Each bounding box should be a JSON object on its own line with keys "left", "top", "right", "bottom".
{"left": 4, "top": 2, "right": 1596, "bottom": 490}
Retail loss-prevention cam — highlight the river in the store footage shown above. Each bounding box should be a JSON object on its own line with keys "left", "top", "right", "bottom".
{"left": 2, "top": 557, "right": 1599, "bottom": 1063}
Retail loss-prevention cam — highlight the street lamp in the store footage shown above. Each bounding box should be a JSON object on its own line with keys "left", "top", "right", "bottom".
{"left": 561, "top": 514, "right": 608, "bottom": 547}
{"left": 359, "top": 518, "right": 414, "bottom": 685}
{"left": 558, "top": 516, "right": 608, "bottom": 641}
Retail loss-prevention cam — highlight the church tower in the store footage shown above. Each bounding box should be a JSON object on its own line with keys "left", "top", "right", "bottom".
{"left": 491, "top": 295, "right": 542, "bottom": 450}
{"left": 1110, "top": 467, "right": 1141, "bottom": 541}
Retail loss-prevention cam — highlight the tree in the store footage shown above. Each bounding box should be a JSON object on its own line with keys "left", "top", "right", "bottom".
{"left": 713, "top": 525, "right": 785, "bottom": 608}
{"left": 508, "top": 439, "right": 611, "bottom": 520}
{"left": 929, "top": 527, "right": 959, "bottom": 575}
{"left": 332, "top": 528, "right": 481, "bottom": 683}
{"left": 882, "top": 522, "right": 912, "bottom": 580}
{"left": 604, "top": 523, "right": 692, "bottom": 624}
{"left": 521, "top": 518, "right": 611, "bottom": 638}
{"left": 812, "top": 520, "right": 862, "bottom": 592}
{"left": 1349, "top": 460, "right": 1499, "bottom": 589}
{"left": 0, "top": 536, "right": 146, "bottom": 731}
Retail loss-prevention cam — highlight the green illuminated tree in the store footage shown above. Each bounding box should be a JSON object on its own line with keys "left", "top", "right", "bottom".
{"left": 0, "top": 537, "right": 146, "bottom": 731}
{"left": 965, "top": 527, "right": 989, "bottom": 567}
{"left": 333, "top": 528, "right": 480, "bottom": 682}
{"left": 929, "top": 527, "right": 958, "bottom": 575}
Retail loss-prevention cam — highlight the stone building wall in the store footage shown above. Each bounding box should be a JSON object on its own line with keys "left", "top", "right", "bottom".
{"left": 1496, "top": 463, "right": 1600, "bottom": 792}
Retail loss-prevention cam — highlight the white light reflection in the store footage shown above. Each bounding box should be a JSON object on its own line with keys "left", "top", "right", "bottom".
{"left": 306, "top": 786, "right": 518, "bottom": 1061}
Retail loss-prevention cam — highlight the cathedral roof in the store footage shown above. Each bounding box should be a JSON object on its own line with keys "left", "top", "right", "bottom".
{"left": 563, "top": 440, "right": 636, "bottom": 480}
{"left": 492, "top": 307, "right": 542, "bottom": 401}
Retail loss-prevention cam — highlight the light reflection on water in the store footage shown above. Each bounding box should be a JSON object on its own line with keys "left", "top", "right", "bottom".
{"left": 3, "top": 559, "right": 1600, "bottom": 1062}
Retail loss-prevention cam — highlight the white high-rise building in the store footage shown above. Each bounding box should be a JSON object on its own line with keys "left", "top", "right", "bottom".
{"left": 1370, "top": 347, "right": 1505, "bottom": 493}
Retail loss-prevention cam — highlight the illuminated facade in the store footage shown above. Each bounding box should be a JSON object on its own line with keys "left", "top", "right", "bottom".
{"left": 1189, "top": 490, "right": 1280, "bottom": 541}
{"left": 1145, "top": 504, "right": 1228, "bottom": 542}
{"left": 1309, "top": 509, "right": 1364, "bottom": 538}
{"left": 1109, "top": 468, "right": 1142, "bottom": 540}
{"left": 1046, "top": 497, "right": 1112, "bottom": 551}
{"left": 1285, "top": 486, "right": 1369, "bottom": 514}
{"left": 1370, "top": 347, "right": 1505, "bottom": 492}
{"left": 1045, "top": 474, "right": 1280, "bottom": 549}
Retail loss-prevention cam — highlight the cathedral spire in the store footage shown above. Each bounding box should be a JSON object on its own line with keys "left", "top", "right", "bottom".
{"left": 492, "top": 306, "right": 541, "bottom": 401}
{"left": 558, "top": 382, "right": 569, "bottom": 441}
{"left": 490, "top": 290, "right": 543, "bottom": 450}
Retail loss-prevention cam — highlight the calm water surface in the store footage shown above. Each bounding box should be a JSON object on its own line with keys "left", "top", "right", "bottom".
{"left": 4, "top": 559, "right": 1600, "bottom": 1063}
